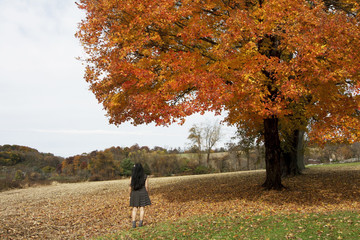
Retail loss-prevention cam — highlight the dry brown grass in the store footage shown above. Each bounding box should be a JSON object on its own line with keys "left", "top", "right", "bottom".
{"left": 1, "top": 165, "right": 359, "bottom": 239}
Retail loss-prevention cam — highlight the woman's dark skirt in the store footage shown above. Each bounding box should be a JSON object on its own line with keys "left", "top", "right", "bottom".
{"left": 130, "top": 187, "right": 151, "bottom": 207}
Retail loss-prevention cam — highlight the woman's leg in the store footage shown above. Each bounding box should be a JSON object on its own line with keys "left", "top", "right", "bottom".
{"left": 132, "top": 207, "right": 138, "bottom": 221}
{"left": 139, "top": 207, "right": 145, "bottom": 227}
{"left": 132, "top": 207, "right": 138, "bottom": 228}
{"left": 139, "top": 207, "right": 145, "bottom": 221}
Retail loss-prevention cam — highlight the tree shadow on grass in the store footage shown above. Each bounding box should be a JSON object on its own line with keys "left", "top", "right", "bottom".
{"left": 151, "top": 168, "right": 360, "bottom": 208}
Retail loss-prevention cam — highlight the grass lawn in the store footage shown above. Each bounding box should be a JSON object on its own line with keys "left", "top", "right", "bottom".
{"left": 99, "top": 211, "right": 360, "bottom": 240}
{"left": 307, "top": 161, "right": 360, "bottom": 168}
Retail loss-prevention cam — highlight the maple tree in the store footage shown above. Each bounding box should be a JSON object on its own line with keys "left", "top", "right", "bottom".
{"left": 76, "top": 0, "right": 360, "bottom": 189}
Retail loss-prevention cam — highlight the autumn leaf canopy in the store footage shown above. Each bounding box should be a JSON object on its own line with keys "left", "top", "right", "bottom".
{"left": 76, "top": 0, "right": 360, "bottom": 142}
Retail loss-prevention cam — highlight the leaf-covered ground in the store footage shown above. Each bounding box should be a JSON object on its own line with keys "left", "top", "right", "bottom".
{"left": 1, "top": 164, "right": 359, "bottom": 239}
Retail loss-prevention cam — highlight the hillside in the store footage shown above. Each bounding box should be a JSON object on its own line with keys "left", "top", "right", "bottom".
{"left": 0, "top": 145, "right": 64, "bottom": 190}
{"left": 0, "top": 145, "right": 63, "bottom": 167}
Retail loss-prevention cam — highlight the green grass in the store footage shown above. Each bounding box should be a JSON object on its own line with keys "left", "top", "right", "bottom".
{"left": 307, "top": 161, "right": 360, "bottom": 168}
{"left": 98, "top": 211, "right": 360, "bottom": 240}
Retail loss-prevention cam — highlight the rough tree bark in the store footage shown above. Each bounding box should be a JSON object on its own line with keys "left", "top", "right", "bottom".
{"left": 263, "top": 117, "right": 284, "bottom": 190}
{"left": 281, "top": 129, "right": 306, "bottom": 177}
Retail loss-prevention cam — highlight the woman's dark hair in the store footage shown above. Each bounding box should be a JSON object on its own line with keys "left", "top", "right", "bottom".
{"left": 131, "top": 163, "right": 145, "bottom": 190}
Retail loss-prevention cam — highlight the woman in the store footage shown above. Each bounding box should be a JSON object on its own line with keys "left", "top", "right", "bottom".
{"left": 129, "top": 163, "right": 151, "bottom": 228}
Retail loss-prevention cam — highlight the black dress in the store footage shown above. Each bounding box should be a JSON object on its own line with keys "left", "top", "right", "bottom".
{"left": 130, "top": 175, "right": 151, "bottom": 207}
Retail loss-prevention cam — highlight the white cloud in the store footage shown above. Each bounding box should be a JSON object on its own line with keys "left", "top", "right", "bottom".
{"left": 27, "top": 128, "right": 183, "bottom": 137}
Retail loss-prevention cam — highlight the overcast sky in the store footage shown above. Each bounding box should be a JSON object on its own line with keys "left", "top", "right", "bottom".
{"left": 0, "top": 0, "right": 236, "bottom": 157}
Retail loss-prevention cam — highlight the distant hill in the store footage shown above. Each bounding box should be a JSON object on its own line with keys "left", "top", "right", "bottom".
{"left": 0, "top": 144, "right": 63, "bottom": 169}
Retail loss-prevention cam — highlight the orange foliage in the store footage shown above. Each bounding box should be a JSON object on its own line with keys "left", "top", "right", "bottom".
{"left": 76, "top": 0, "right": 360, "bottom": 141}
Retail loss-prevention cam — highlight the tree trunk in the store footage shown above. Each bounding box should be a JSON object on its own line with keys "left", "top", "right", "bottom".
{"left": 206, "top": 150, "right": 210, "bottom": 167}
{"left": 246, "top": 149, "right": 250, "bottom": 170}
{"left": 263, "top": 117, "right": 284, "bottom": 190}
{"left": 281, "top": 129, "right": 305, "bottom": 177}
{"left": 237, "top": 151, "right": 242, "bottom": 170}
{"left": 197, "top": 150, "right": 202, "bottom": 165}
{"left": 297, "top": 130, "right": 305, "bottom": 170}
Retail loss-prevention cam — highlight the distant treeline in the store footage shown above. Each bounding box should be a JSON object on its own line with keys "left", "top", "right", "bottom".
{"left": 59, "top": 144, "right": 220, "bottom": 181}
{"left": 1, "top": 142, "right": 360, "bottom": 191}
{"left": 0, "top": 144, "right": 223, "bottom": 191}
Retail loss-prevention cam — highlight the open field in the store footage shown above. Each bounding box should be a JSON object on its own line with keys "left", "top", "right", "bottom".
{"left": 1, "top": 163, "right": 360, "bottom": 239}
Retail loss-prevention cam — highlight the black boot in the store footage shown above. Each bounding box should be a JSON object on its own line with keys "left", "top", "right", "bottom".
{"left": 139, "top": 220, "right": 143, "bottom": 227}
{"left": 132, "top": 221, "right": 136, "bottom": 228}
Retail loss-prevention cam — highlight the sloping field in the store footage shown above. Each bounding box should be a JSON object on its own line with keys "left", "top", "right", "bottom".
{"left": 1, "top": 165, "right": 359, "bottom": 239}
